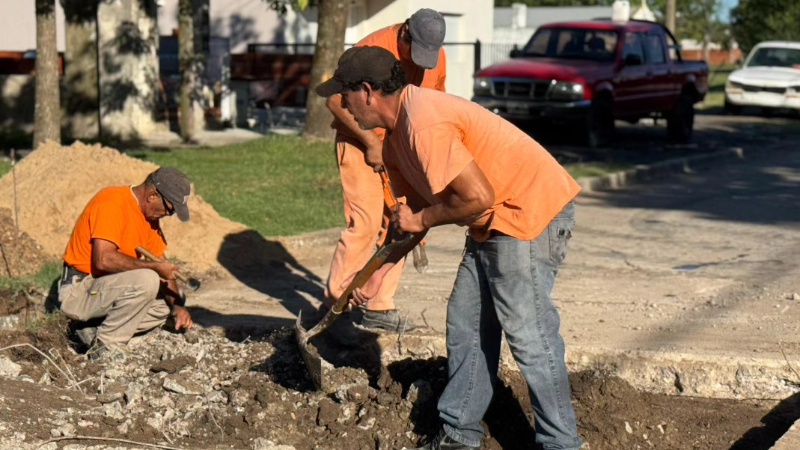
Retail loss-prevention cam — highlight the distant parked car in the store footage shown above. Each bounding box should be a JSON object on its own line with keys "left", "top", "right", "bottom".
{"left": 724, "top": 41, "right": 800, "bottom": 116}
{"left": 472, "top": 19, "right": 708, "bottom": 147}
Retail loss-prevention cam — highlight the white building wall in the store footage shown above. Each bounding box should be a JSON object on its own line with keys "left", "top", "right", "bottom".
{"left": 0, "top": 0, "right": 66, "bottom": 52}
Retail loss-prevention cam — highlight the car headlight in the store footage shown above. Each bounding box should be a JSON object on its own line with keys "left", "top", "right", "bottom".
{"left": 473, "top": 77, "right": 491, "bottom": 96}
{"left": 549, "top": 81, "right": 584, "bottom": 101}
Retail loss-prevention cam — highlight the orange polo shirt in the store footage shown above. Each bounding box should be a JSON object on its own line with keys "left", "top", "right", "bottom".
{"left": 63, "top": 186, "right": 167, "bottom": 275}
{"left": 334, "top": 23, "right": 447, "bottom": 144}
{"left": 384, "top": 85, "right": 581, "bottom": 242}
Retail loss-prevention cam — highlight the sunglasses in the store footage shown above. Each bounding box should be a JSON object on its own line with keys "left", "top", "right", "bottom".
{"left": 157, "top": 190, "right": 175, "bottom": 216}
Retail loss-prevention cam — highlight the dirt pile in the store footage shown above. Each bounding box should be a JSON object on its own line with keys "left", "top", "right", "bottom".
{"left": 0, "top": 141, "right": 249, "bottom": 275}
{"left": 0, "top": 207, "right": 52, "bottom": 277}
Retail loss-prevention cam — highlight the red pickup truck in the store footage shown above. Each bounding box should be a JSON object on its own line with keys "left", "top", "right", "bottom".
{"left": 472, "top": 20, "right": 708, "bottom": 146}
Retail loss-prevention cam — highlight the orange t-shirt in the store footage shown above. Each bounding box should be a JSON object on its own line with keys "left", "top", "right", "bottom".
{"left": 384, "top": 85, "right": 582, "bottom": 242}
{"left": 63, "top": 186, "right": 167, "bottom": 275}
{"left": 334, "top": 23, "right": 447, "bottom": 144}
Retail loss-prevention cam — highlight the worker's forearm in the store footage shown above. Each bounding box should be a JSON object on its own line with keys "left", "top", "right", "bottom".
{"left": 416, "top": 198, "right": 489, "bottom": 230}
{"left": 93, "top": 250, "right": 160, "bottom": 275}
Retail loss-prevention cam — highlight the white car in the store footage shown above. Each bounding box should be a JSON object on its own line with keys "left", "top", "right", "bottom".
{"left": 724, "top": 41, "right": 800, "bottom": 115}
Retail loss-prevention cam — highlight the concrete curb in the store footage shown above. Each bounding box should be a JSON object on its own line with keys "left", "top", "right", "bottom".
{"left": 375, "top": 334, "right": 800, "bottom": 401}
{"left": 576, "top": 147, "right": 746, "bottom": 193}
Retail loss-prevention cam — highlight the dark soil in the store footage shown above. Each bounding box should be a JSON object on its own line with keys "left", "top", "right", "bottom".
{"left": 0, "top": 319, "right": 797, "bottom": 450}
{"left": 0, "top": 207, "right": 52, "bottom": 278}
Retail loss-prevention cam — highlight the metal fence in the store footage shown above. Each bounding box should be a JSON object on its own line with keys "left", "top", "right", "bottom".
{"left": 246, "top": 41, "right": 520, "bottom": 72}
{"left": 241, "top": 41, "right": 524, "bottom": 100}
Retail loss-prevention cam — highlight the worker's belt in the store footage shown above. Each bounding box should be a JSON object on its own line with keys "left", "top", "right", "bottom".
{"left": 61, "top": 264, "right": 88, "bottom": 285}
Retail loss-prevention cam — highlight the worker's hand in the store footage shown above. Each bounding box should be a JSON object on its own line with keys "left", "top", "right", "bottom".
{"left": 364, "top": 144, "right": 384, "bottom": 172}
{"left": 154, "top": 261, "right": 179, "bottom": 281}
{"left": 171, "top": 305, "right": 193, "bottom": 330}
{"left": 341, "top": 273, "right": 383, "bottom": 307}
{"left": 390, "top": 203, "right": 425, "bottom": 233}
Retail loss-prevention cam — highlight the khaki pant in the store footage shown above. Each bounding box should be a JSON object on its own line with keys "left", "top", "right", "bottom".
{"left": 59, "top": 269, "right": 170, "bottom": 345}
{"left": 326, "top": 139, "right": 405, "bottom": 311}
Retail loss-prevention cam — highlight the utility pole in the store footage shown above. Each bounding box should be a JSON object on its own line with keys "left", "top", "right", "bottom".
{"left": 666, "top": 0, "right": 676, "bottom": 34}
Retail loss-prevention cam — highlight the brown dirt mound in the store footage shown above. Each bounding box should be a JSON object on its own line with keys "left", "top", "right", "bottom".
{"left": 0, "top": 141, "right": 249, "bottom": 275}
{"left": 0, "top": 207, "right": 52, "bottom": 277}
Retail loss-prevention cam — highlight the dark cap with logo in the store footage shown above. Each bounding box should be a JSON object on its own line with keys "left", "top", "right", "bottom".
{"left": 408, "top": 9, "right": 446, "bottom": 69}
{"left": 315, "top": 46, "right": 400, "bottom": 97}
{"left": 151, "top": 167, "right": 191, "bottom": 222}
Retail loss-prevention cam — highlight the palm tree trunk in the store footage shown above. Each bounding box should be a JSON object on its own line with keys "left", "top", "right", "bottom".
{"left": 34, "top": 0, "right": 61, "bottom": 149}
{"left": 179, "top": 0, "right": 197, "bottom": 143}
{"left": 303, "top": 0, "right": 349, "bottom": 140}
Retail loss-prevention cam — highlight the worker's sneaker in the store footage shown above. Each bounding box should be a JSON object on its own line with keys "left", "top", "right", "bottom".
{"left": 86, "top": 338, "right": 126, "bottom": 363}
{"left": 70, "top": 324, "right": 97, "bottom": 349}
{"left": 407, "top": 429, "right": 479, "bottom": 450}
{"left": 356, "top": 308, "right": 417, "bottom": 332}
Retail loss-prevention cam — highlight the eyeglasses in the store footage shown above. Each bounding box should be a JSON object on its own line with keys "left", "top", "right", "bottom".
{"left": 157, "top": 191, "right": 175, "bottom": 216}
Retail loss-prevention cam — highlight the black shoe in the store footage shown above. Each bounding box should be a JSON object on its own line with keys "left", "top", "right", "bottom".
{"left": 412, "top": 429, "right": 479, "bottom": 450}
{"left": 357, "top": 308, "right": 417, "bottom": 332}
{"left": 68, "top": 320, "right": 99, "bottom": 352}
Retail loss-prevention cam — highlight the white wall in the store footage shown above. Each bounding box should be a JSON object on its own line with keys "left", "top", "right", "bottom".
{"left": 355, "top": 0, "right": 494, "bottom": 99}
{"left": 0, "top": 0, "right": 66, "bottom": 52}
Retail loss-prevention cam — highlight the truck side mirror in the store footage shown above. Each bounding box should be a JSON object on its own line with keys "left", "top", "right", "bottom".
{"left": 509, "top": 48, "right": 521, "bottom": 58}
{"left": 624, "top": 54, "right": 643, "bottom": 66}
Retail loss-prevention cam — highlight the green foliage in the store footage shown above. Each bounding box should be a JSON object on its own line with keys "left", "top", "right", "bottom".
{"left": 267, "top": 0, "right": 315, "bottom": 15}
{"left": 650, "top": 0, "right": 728, "bottom": 44}
{"left": 0, "top": 261, "right": 61, "bottom": 292}
{"left": 128, "top": 135, "right": 342, "bottom": 237}
{"left": 731, "top": 0, "right": 800, "bottom": 52}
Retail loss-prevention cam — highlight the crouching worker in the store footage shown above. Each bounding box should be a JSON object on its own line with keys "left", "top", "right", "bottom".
{"left": 59, "top": 167, "right": 194, "bottom": 361}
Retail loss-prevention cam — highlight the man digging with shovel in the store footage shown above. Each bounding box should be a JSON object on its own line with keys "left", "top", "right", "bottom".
{"left": 59, "top": 168, "right": 194, "bottom": 362}
{"left": 322, "top": 8, "right": 446, "bottom": 332}
{"left": 316, "top": 47, "right": 583, "bottom": 450}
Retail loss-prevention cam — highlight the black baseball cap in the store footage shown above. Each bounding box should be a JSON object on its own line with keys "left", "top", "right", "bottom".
{"left": 408, "top": 9, "right": 446, "bottom": 69}
{"left": 315, "top": 46, "right": 399, "bottom": 97}
{"left": 150, "top": 167, "right": 191, "bottom": 222}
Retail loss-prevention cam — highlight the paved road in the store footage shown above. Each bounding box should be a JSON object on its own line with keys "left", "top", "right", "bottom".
{"left": 189, "top": 114, "right": 800, "bottom": 398}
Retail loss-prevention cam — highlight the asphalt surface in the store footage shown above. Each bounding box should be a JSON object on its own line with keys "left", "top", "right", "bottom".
{"left": 187, "top": 113, "right": 800, "bottom": 400}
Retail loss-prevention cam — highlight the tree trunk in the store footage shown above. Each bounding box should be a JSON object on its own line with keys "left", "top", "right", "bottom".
{"left": 34, "top": 0, "right": 61, "bottom": 149}
{"left": 63, "top": 0, "right": 99, "bottom": 141}
{"left": 178, "top": 0, "right": 197, "bottom": 143}
{"left": 303, "top": 0, "right": 349, "bottom": 140}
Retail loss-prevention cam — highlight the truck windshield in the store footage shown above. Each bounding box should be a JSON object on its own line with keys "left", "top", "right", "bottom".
{"left": 521, "top": 27, "right": 618, "bottom": 62}
{"left": 746, "top": 47, "right": 800, "bottom": 69}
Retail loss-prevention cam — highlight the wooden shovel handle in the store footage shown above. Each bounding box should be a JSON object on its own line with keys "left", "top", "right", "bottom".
{"left": 135, "top": 245, "right": 188, "bottom": 284}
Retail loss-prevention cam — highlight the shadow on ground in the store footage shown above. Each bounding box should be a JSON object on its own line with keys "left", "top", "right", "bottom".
{"left": 190, "top": 229, "right": 327, "bottom": 336}
{"left": 729, "top": 392, "right": 800, "bottom": 450}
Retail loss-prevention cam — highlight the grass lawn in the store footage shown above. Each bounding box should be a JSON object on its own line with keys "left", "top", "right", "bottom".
{"left": 128, "top": 135, "right": 343, "bottom": 237}
{"left": 0, "top": 135, "right": 622, "bottom": 240}
{"left": 699, "top": 63, "right": 736, "bottom": 110}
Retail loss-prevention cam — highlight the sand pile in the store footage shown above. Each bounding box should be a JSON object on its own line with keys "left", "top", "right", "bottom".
{"left": 0, "top": 141, "right": 249, "bottom": 275}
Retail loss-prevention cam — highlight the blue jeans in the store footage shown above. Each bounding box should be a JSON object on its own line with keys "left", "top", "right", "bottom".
{"left": 437, "top": 202, "right": 582, "bottom": 450}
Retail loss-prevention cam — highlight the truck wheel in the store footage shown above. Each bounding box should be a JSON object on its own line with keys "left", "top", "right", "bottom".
{"left": 724, "top": 97, "right": 741, "bottom": 115}
{"left": 586, "top": 98, "right": 614, "bottom": 148}
{"left": 667, "top": 93, "right": 695, "bottom": 143}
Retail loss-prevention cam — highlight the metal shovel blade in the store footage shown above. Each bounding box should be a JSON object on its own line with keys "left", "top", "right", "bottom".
{"left": 294, "top": 232, "right": 415, "bottom": 391}
{"left": 294, "top": 311, "right": 335, "bottom": 392}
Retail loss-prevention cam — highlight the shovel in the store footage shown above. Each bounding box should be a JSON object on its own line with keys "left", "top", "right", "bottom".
{"left": 295, "top": 231, "right": 415, "bottom": 391}
{"left": 136, "top": 246, "right": 201, "bottom": 291}
{"left": 379, "top": 169, "right": 428, "bottom": 273}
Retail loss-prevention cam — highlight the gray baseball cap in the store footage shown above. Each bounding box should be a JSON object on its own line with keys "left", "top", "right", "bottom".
{"left": 408, "top": 9, "right": 446, "bottom": 69}
{"left": 150, "top": 167, "right": 191, "bottom": 222}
